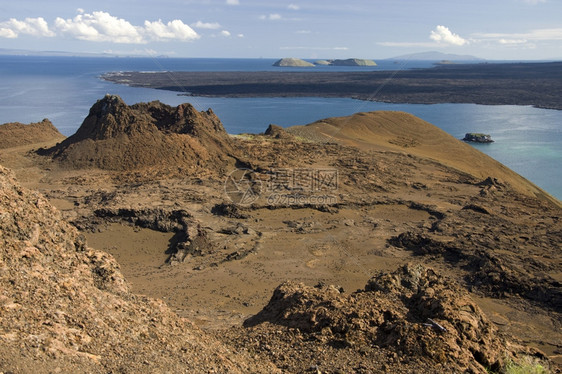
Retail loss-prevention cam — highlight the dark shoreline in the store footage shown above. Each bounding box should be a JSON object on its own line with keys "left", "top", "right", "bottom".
{"left": 102, "top": 61, "right": 562, "bottom": 110}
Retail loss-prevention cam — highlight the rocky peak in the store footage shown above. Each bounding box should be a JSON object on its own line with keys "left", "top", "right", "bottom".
{"left": 170, "top": 103, "right": 226, "bottom": 137}
{"left": 40, "top": 96, "right": 235, "bottom": 172}
{"left": 98, "top": 94, "right": 126, "bottom": 114}
{"left": 70, "top": 94, "right": 141, "bottom": 141}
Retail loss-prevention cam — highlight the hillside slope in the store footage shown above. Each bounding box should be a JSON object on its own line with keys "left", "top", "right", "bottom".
{"left": 0, "top": 164, "right": 274, "bottom": 373}
{"left": 288, "top": 111, "right": 559, "bottom": 205}
{"left": 0, "top": 119, "right": 65, "bottom": 149}
{"left": 1, "top": 101, "right": 559, "bottom": 372}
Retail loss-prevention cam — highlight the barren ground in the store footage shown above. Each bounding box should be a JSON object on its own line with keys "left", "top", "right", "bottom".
{"left": 1, "top": 108, "right": 560, "bottom": 373}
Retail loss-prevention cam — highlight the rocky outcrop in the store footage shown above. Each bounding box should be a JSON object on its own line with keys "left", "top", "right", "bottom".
{"left": 0, "top": 119, "right": 65, "bottom": 149}
{"left": 311, "top": 58, "right": 377, "bottom": 67}
{"left": 389, "top": 227, "right": 562, "bottom": 310}
{"left": 463, "top": 132, "right": 494, "bottom": 143}
{"left": 0, "top": 164, "right": 271, "bottom": 373}
{"left": 243, "top": 264, "right": 538, "bottom": 373}
{"left": 330, "top": 58, "right": 377, "bottom": 66}
{"left": 264, "top": 124, "right": 295, "bottom": 140}
{"left": 273, "top": 58, "right": 314, "bottom": 67}
{"left": 40, "top": 95, "right": 235, "bottom": 173}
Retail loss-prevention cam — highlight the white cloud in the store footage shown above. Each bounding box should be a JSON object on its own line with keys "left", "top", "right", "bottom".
{"left": 226, "top": 0, "right": 240, "bottom": 5}
{"left": 220, "top": 30, "right": 231, "bottom": 37}
{"left": 0, "top": 28, "right": 17, "bottom": 38}
{"left": 280, "top": 46, "right": 349, "bottom": 51}
{"left": 288, "top": 4, "right": 300, "bottom": 10}
{"left": 473, "top": 28, "right": 562, "bottom": 44}
{"left": 260, "top": 14, "right": 282, "bottom": 21}
{"left": 522, "top": 0, "right": 546, "bottom": 4}
{"left": 499, "top": 38, "right": 528, "bottom": 44}
{"left": 237, "top": 33, "right": 244, "bottom": 38}
{"left": 144, "top": 19, "right": 199, "bottom": 41}
{"left": 191, "top": 21, "right": 221, "bottom": 30}
{"left": 103, "top": 48, "right": 158, "bottom": 56}
{"left": 377, "top": 41, "right": 440, "bottom": 48}
{"left": 55, "top": 11, "right": 144, "bottom": 43}
{"left": 526, "top": 28, "right": 562, "bottom": 40}
{"left": 0, "top": 17, "right": 55, "bottom": 38}
{"left": 1, "top": 11, "right": 200, "bottom": 44}
{"left": 381, "top": 25, "right": 562, "bottom": 51}
{"left": 430, "top": 25, "right": 468, "bottom": 46}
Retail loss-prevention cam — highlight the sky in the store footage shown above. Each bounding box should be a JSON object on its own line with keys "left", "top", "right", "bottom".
{"left": 0, "top": 0, "right": 561, "bottom": 60}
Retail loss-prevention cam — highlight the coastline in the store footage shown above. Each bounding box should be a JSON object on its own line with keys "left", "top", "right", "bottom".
{"left": 1, "top": 55, "right": 559, "bottom": 199}
{"left": 102, "top": 61, "right": 562, "bottom": 110}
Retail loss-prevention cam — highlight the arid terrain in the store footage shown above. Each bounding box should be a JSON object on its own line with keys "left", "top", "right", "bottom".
{"left": 1, "top": 95, "right": 560, "bottom": 373}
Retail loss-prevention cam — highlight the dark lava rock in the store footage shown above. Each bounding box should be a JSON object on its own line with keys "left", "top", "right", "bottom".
{"left": 463, "top": 133, "right": 494, "bottom": 143}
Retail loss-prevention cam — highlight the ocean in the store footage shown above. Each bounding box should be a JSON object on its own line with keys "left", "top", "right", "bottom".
{"left": 0, "top": 55, "right": 560, "bottom": 199}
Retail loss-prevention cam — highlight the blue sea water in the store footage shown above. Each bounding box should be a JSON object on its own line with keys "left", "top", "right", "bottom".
{"left": 0, "top": 55, "right": 560, "bottom": 199}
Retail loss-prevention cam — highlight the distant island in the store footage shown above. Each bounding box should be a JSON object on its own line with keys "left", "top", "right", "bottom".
{"left": 273, "top": 57, "right": 376, "bottom": 67}
{"left": 326, "top": 58, "right": 377, "bottom": 66}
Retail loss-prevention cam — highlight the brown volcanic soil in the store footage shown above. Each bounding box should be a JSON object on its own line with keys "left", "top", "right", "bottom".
{"left": 102, "top": 61, "right": 562, "bottom": 110}
{"left": 287, "top": 111, "right": 558, "bottom": 204}
{"left": 1, "top": 98, "right": 561, "bottom": 373}
{"left": 0, "top": 119, "right": 65, "bottom": 149}
{"left": 0, "top": 165, "right": 274, "bottom": 373}
{"left": 227, "top": 264, "right": 534, "bottom": 373}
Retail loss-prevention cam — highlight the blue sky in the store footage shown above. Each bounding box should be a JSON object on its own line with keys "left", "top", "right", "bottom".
{"left": 1, "top": 0, "right": 561, "bottom": 59}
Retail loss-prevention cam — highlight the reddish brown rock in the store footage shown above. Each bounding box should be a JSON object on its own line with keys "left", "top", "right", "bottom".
{"left": 41, "top": 95, "right": 235, "bottom": 173}
{"left": 0, "top": 165, "right": 275, "bottom": 373}
{"left": 242, "top": 264, "right": 540, "bottom": 373}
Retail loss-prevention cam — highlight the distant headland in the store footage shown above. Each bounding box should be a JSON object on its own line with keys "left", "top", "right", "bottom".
{"left": 102, "top": 61, "right": 562, "bottom": 110}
